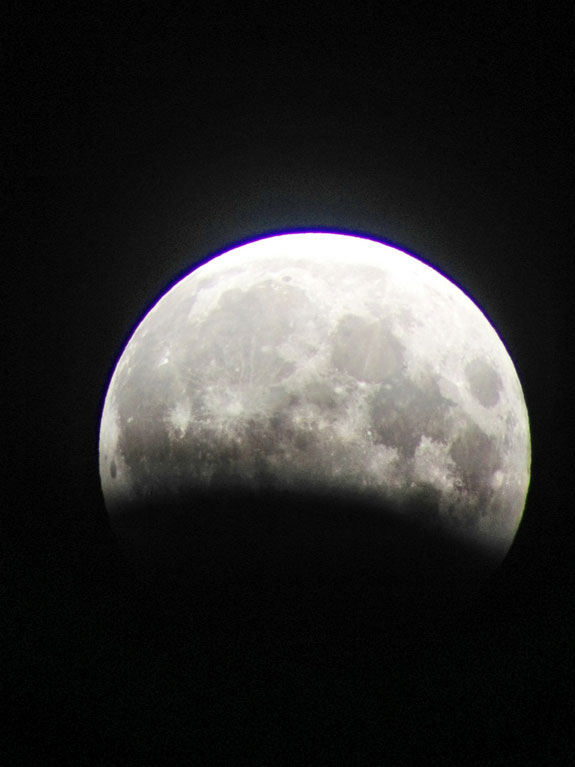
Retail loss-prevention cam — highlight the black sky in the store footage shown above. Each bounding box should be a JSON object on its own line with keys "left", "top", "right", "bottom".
{"left": 6, "top": 4, "right": 574, "bottom": 763}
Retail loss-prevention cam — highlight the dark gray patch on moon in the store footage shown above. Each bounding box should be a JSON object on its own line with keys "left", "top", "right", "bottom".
{"left": 449, "top": 422, "right": 500, "bottom": 495}
{"left": 185, "top": 281, "right": 314, "bottom": 386}
{"left": 332, "top": 314, "right": 403, "bottom": 383}
{"left": 369, "top": 374, "right": 454, "bottom": 458}
{"left": 465, "top": 358, "right": 502, "bottom": 408}
{"left": 303, "top": 380, "right": 339, "bottom": 410}
{"left": 110, "top": 459, "right": 117, "bottom": 479}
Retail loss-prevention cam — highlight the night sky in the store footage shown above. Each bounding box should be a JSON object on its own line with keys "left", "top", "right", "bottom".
{"left": 6, "top": 4, "right": 573, "bottom": 763}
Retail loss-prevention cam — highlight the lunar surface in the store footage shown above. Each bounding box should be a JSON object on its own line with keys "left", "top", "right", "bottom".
{"left": 100, "top": 233, "right": 530, "bottom": 582}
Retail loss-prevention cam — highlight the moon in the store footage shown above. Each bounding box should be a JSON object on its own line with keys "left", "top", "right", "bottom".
{"left": 99, "top": 233, "right": 530, "bottom": 597}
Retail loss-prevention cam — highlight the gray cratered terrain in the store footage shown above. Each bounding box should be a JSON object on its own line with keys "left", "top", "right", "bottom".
{"left": 100, "top": 233, "right": 530, "bottom": 570}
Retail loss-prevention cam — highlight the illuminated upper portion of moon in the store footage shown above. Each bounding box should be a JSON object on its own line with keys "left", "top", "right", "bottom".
{"left": 99, "top": 233, "right": 530, "bottom": 563}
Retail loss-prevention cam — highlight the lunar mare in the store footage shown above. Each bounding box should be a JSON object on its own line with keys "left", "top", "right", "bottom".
{"left": 100, "top": 233, "right": 530, "bottom": 564}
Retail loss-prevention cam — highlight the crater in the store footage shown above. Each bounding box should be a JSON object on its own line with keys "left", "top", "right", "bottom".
{"left": 464, "top": 358, "right": 502, "bottom": 408}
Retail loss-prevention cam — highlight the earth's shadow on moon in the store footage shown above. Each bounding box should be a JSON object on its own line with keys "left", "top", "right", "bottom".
{"left": 112, "top": 487, "right": 500, "bottom": 649}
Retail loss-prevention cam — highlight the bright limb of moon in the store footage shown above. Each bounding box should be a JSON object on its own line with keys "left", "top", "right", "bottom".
{"left": 99, "top": 233, "right": 530, "bottom": 567}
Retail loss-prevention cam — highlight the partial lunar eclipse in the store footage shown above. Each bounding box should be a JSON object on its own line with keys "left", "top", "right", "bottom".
{"left": 100, "top": 233, "right": 530, "bottom": 567}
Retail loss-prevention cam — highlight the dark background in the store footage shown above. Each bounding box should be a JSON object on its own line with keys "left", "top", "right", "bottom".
{"left": 6, "top": 3, "right": 573, "bottom": 763}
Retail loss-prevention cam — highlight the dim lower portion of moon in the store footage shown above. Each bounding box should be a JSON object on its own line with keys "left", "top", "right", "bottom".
{"left": 99, "top": 234, "right": 530, "bottom": 576}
